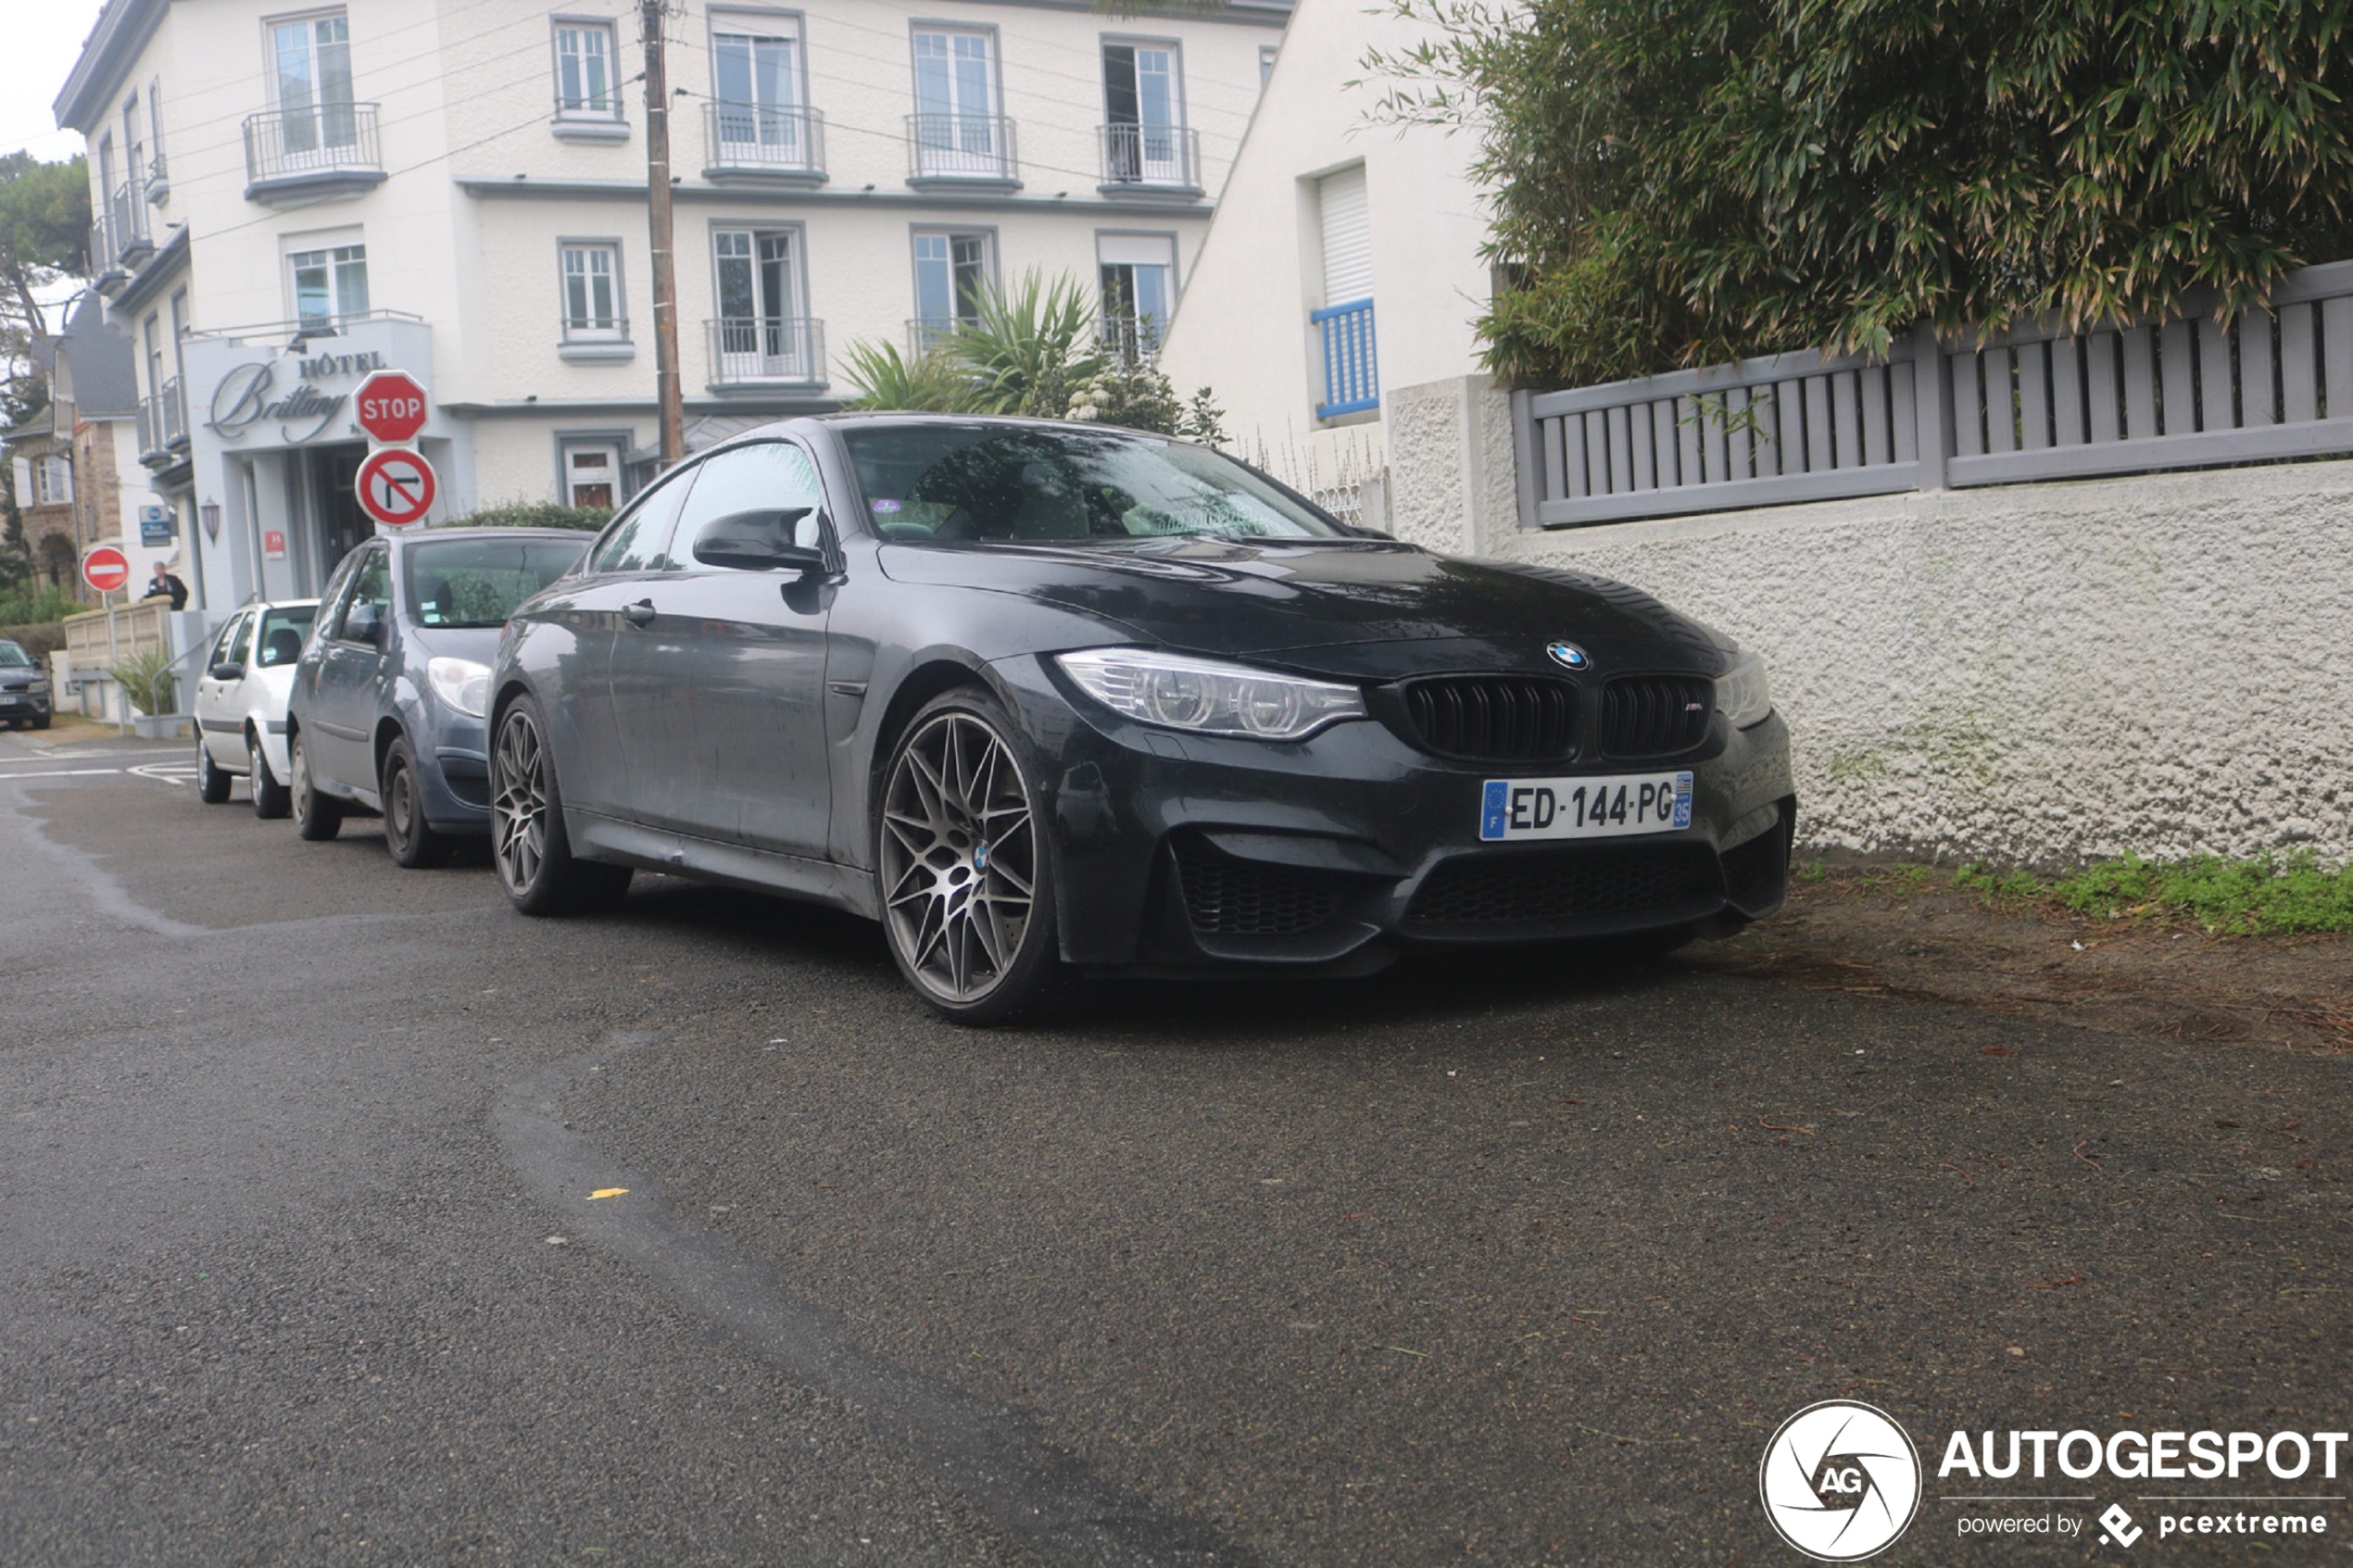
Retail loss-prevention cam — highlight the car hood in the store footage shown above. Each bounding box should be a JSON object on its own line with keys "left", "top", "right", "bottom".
{"left": 877, "top": 537, "right": 1729, "bottom": 677}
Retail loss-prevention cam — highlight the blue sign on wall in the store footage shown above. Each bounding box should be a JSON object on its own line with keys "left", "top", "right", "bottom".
{"left": 138, "top": 505, "right": 175, "bottom": 546}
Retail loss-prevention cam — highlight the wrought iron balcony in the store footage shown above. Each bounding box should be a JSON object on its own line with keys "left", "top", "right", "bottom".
{"left": 243, "top": 102, "right": 385, "bottom": 205}
{"left": 1313, "top": 297, "right": 1379, "bottom": 419}
{"left": 704, "top": 102, "right": 825, "bottom": 182}
{"left": 905, "top": 114, "right": 1017, "bottom": 184}
{"left": 89, "top": 216, "right": 127, "bottom": 289}
{"left": 1098, "top": 123, "right": 1202, "bottom": 193}
{"left": 136, "top": 380, "right": 187, "bottom": 465}
{"left": 708, "top": 317, "right": 826, "bottom": 387}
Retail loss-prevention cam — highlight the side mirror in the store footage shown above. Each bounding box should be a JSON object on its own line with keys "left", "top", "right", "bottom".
{"left": 692, "top": 508, "right": 824, "bottom": 573}
{"left": 210, "top": 661, "right": 245, "bottom": 682}
{"left": 343, "top": 602, "right": 385, "bottom": 646}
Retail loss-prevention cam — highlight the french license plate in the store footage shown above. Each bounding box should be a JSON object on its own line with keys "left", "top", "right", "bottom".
{"left": 1479, "top": 771, "right": 1693, "bottom": 841}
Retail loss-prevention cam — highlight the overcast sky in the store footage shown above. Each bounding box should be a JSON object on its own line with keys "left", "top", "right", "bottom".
{"left": 4, "top": 1, "right": 108, "bottom": 164}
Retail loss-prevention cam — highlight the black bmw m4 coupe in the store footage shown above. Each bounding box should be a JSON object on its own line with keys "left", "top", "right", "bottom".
{"left": 488, "top": 415, "right": 1796, "bottom": 1022}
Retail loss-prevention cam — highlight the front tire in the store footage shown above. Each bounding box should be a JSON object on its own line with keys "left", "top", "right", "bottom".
{"left": 30, "top": 709, "right": 50, "bottom": 731}
{"left": 380, "top": 736, "right": 452, "bottom": 869}
{"left": 248, "top": 732, "right": 290, "bottom": 819}
{"left": 289, "top": 729, "right": 343, "bottom": 841}
{"left": 196, "top": 737, "right": 232, "bottom": 803}
{"left": 491, "top": 694, "right": 630, "bottom": 915}
{"left": 876, "top": 691, "right": 1062, "bottom": 1024}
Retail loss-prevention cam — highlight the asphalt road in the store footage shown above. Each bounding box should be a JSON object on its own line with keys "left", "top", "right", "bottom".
{"left": 1, "top": 728, "right": 2345, "bottom": 1566}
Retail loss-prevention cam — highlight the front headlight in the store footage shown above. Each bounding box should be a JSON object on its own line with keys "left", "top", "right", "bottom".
{"left": 1055, "top": 647, "right": 1365, "bottom": 742}
{"left": 426, "top": 657, "right": 492, "bottom": 720}
{"left": 1715, "top": 650, "right": 1772, "bottom": 728}
{"left": 28, "top": 678, "right": 48, "bottom": 694}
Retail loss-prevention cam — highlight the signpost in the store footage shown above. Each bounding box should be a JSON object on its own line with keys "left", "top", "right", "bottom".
{"left": 355, "top": 447, "right": 438, "bottom": 528}
{"left": 353, "top": 370, "right": 429, "bottom": 445}
{"left": 82, "top": 546, "right": 132, "bottom": 735}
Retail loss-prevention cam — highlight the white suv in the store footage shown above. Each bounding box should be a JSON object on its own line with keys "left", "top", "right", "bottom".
{"left": 194, "top": 599, "right": 321, "bottom": 816}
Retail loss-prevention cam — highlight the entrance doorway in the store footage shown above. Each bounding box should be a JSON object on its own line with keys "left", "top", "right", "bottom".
{"left": 309, "top": 444, "right": 371, "bottom": 589}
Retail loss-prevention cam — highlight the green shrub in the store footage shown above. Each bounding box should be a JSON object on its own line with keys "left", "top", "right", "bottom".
{"left": 0, "top": 621, "right": 66, "bottom": 660}
{"left": 0, "top": 581, "right": 83, "bottom": 625}
{"left": 108, "top": 646, "right": 177, "bottom": 716}
{"left": 442, "top": 500, "right": 612, "bottom": 533}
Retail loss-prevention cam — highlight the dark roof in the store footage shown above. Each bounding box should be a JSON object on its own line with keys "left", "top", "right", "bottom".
{"left": 55, "top": 293, "right": 138, "bottom": 419}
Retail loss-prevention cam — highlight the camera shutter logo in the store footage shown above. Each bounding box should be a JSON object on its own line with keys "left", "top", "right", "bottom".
{"left": 1757, "top": 1400, "right": 1922, "bottom": 1561}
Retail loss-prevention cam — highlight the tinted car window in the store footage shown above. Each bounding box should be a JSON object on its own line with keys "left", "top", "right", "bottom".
{"left": 841, "top": 425, "right": 1344, "bottom": 545}
{"left": 591, "top": 470, "right": 692, "bottom": 574}
{"left": 335, "top": 549, "right": 391, "bottom": 640}
{"left": 256, "top": 605, "right": 317, "bottom": 668}
{"left": 668, "top": 443, "right": 826, "bottom": 568}
{"left": 208, "top": 611, "right": 249, "bottom": 669}
{"left": 0, "top": 642, "right": 31, "bottom": 669}
{"left": 406, "top": 538, "right": 590, "bottom": 628}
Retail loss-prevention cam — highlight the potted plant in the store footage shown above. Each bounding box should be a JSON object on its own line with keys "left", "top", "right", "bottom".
{"left": 109, "top": 646, "right": 185, "bottom": 739}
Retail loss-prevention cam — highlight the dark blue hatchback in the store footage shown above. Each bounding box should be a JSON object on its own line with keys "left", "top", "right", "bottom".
{"left": 287, "top": 528, "right": 588, "bottom": 865}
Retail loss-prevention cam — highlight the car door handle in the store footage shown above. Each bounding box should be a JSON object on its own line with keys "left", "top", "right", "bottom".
{"left": 623, "top": 599, "right": 655, "bottom": 628}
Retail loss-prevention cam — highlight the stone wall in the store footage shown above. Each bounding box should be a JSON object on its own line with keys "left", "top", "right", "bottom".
{"left": 1486, "top": 461, "right": 2353, "bottom": 868}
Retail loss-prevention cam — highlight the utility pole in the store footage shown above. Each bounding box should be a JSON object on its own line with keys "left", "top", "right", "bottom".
{"left": 640, "top": 0, "right": 685, "bottom": 468}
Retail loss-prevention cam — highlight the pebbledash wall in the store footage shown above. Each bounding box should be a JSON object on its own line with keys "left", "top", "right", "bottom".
{"left": 1482, "top": 459, "right": 2353, "bottom": 868}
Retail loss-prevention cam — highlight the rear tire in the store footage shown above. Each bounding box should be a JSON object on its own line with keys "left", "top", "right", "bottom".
{"left": 876, "top": 690, "right": 1063, "bottom": 1025}
{"left": 381, "top": 736, "right": 453, "bottom": 869}
{"left": 491, "top": 694, "right": 631, "bottom": 915}
{"left": 249, "top": 732, "right": 290, "bottom": 819}
{"left": 290, "top": 729, "right": 343, "bottom": 841}
{"left": 196, "top": 736, "right": 231, "bottom": 803}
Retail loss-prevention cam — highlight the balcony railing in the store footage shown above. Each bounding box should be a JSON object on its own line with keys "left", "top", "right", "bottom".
{"left": 705, "top": 101, "right": 825, "bottom": 180}
{"left": 89, "top": 215, "right": 124, "bottom": 284}
{"left": 110, "top": 182, "right": 152, "bottom": 262}
{"left": 145, "top": 150, "right": 170, "bottom": 202}
{"left": 1313, "top": 297, "right": 1379, "bottom": 419}
{"left": 136, "top": 381, "right": 188, "bottom": 464}
{"left": 906, "top": 114, "right": 1017, "bottom": 183}
{"left": 243, "top": 102, "right": 384, "bottom": 202}
{"left": 708, "top": 317, "right": 826, "bottom": 385}
{"left": 1098, "top": 123, "right": 1201, "bottom": 190}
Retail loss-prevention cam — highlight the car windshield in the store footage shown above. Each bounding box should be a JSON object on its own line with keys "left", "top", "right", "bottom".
{"left": 254, "top": 605, "right": 317, "bottom": 668}
{"left": 841, "top": 424, "right": 1346, "bottom": 546}
{"left": 406, "top": 538, "right": 588, "bottom": 629}
{"left": 0, "top": 642, "right": 31, "bottom": 669}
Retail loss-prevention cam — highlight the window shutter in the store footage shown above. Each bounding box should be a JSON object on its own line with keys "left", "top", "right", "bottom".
{"left": 1317, "top": 165, "right": 1371, "bottom": 305}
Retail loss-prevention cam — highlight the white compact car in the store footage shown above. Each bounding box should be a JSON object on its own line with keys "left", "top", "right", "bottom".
{"left": 193, "top": 598, "right": 321, "bottom": 816}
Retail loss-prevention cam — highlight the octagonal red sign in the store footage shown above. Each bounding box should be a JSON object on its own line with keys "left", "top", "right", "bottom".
{"left": 354, "top": 370, "right": 429, "bottom": 444}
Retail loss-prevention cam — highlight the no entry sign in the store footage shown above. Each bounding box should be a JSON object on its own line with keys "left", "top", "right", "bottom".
{"left": 354, "top": 370, "right": 430, "bottom": 445}
{"left": 356, "top": 447, "right": 438, "bottom": 528}
{"left": 82, "top": 545, "right": 131, "bottom": 594}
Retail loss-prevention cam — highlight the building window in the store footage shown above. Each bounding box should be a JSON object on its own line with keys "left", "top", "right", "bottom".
{"left": 31, "top": 454, "right": 73, "bottom": 507}
{"left": 1098, "top": 232, "right": 1176, "bottom": 356}
{"left": 149, "top": 80, "right": 167, "bottom": 180}
{"left": 711, "top": 16, "right": 804, "bottom": 149}
{"left": 271, "top": 12, "right": 358, "bottom": 153}
{"left": 560, "top": 243, "right": 625, "bottom": 339}
{"left": 562, "top": 442, "right": 623, "bottom": 508}
{"left": 289, "top": 243, "right": 370, "bottom": 328}
{"left": 911, "top": 230, "right": 991, "bottom": 347}
{"left": 911, "top": 28, "right": 1005, "bottom": 177}
{"left": 1101, "top": 42, "right": 1188, "bottom": 185}
{"left": 711, "top": 227, "right": 814, "bottom": 381}
{"left": 1313, "top": 165, "right": 1378, "bottom": 417}
{"left": 554, "top": 21, "right": 618, "bottom": 116}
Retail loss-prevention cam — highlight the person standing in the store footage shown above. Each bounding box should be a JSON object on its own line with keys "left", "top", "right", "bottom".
{"left": 142, "top": 560, "right": 189, "bottom": 611}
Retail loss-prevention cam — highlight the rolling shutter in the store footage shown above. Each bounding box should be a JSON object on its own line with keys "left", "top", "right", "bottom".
{"left": 1317, "top": 165, "right": 1371, "bottom": 306}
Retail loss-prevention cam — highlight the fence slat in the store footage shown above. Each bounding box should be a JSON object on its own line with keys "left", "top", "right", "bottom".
{"left": 1861, "top": 365, "right": 1891, "bottom": 464}
{"left": 1703, "top": 391, "right": 1730, "bottom": 481}
{"left": 2089, "top": 332, "right": 2121, "bottom": 442}
{"left": 1983, "top": 345, "right": 2016, "bottom": 454}
{"left": 1743, "top": 388, "right": 1774, "bottom": 478}
{"left": 1726, "top": 388, "right": 1755, "bottom": 481}
{"left": 1676, "top": 395, "right": 1703, "bottom": 487}
{"left": 1891, "top": 358, "right": 1919, "bottom": 462}
{"left": 2051, "top": 335, "right": 2084, "bottom": 445}
{"left": 2281, "top": 304, "right": 2319, "bottom": 423}
{"left": 2240, "top": 307, "right": 2277, "bottom": 427}
{"left": 1801, "top": 375, "right": 1831, "bottom": 472}
{"left": 1951, "top": 348, "right": 1984, "bottom": 457}
{"left": 2326, "top": 298, "right": 2353, "bottom": 420}
{"left": 1830, "top": 370, "right": 1861, "bottom": 467}
{"left": 1604, "top": 404, "right": 1631, "bottom": 493}
{"left": 2197, "top": 315, "right": 2235, "bottom": 430}
{"left": 2017, "top": 341, "right": 2051, "bottom": 450}
{"left": 1629, "top": 402, "right": 1656, "bottom": 491}
{"left": 1541, "top": 415, "right": 1567, "bottom": 501}
{"left": 1583, "top": 411, "right": 1608, "bottom": 499}
{"left": 2159, "top": 320, "right": 2195, "bottom": 434}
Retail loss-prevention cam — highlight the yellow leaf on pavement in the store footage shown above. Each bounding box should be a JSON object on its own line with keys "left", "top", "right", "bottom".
{"left": 586, "top": 1188, "right": 629, "bottom": 1200}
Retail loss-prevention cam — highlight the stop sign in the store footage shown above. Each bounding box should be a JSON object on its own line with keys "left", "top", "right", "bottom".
{"left": 82, "top": 545, "right": 131, "bottom": 594}
{"left": 354, "top": 370, "right": 429, "bottom": 444}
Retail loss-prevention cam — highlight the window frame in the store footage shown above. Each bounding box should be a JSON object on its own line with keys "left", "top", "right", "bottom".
{"left": 709, "top": 8, "right": 809, "bottom": 113}
{"left": 550, "top": 16, "right": 621, "bottom": 119}
{"left": 557, "top": 238, "right": 629, "bottom": 342}
{"left": 286, "top": 238, "right": 370, "bottom": 329}
{"left": 1095, "top": 230, "right": 1178, "bottom": 355}
{"left": 910, "top": 225, "right": 995, "bottom": 334}
{"left": 908, "top": 23, "right": 1000, "bottom": 124}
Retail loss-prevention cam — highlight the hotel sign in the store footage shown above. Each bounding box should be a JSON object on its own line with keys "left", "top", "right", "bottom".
{"left": 207, "top": 348, "right": 392, "bottom": 445}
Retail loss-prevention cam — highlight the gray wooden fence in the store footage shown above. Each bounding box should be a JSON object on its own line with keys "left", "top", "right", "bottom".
{"left": 1513, "top": 258, "right": 2353, "bottom": 527}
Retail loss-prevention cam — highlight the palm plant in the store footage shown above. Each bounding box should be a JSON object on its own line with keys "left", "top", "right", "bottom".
{"left": 942, "top": 270, "right": 1104, "bottom": 418}
{"left": 838, "top": 338, "right": 980, "bottom": 413}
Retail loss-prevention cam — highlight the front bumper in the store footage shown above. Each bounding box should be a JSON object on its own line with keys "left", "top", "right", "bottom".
{"left": 991, "top": 656, "right": 1797, "bottom": 972}
{"left": 0, "top": 689, "right": 50, "bottom": 720}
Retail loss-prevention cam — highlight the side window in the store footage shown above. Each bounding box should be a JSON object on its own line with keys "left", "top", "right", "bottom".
{"left": 333, "top": 549, "right": 390, "bottom": 639}
{"left": 590, "top": 468, "right": 694, "bottom": 574}
{"left": 208, "top": 611, "right": 250, "bottom": 670}
{"left": 668, "top": 443, "right": 826, "bottom": 568}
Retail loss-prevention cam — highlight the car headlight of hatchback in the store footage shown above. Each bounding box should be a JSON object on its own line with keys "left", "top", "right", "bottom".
{"left": 1055, "top": 647, "right": 1365, "bottom": 741}
{"left": 1715, "top": 650, "right": 1772, "bottom": 729}
{"left": 426, "top": 657, "right": 492, "bottom": 719}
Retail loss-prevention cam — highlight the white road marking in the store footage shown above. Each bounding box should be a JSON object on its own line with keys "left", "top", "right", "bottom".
{"left": 0, "top": 768, "right": 129, "bottom": 778}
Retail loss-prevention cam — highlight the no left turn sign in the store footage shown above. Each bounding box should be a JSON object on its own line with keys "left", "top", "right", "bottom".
{"left": 355, "top": 447, "right": 438, "bottom": 528}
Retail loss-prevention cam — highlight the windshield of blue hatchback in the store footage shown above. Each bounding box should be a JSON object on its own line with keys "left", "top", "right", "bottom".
{"left": 842, "top": 425, "right": 1347, "bottom": 545}
{"left": 407, "top": 539, "right": 588, "bottom": 629}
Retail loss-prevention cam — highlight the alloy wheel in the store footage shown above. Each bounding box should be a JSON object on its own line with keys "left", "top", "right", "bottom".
{"left": 493, "top": 708, "right": 548, "bottom": 895}
{"left": 879, "top": 711, "right": 1037, "bottom": 1004}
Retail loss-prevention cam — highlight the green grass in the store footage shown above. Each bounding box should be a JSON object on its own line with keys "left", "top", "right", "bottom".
{"left": 1943, "top": 853, "right": 2353, "bottom": 935}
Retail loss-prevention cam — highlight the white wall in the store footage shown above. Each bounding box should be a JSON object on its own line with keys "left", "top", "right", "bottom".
{"left": 1495, "top": 460, "right": 2353, "bottom": 868}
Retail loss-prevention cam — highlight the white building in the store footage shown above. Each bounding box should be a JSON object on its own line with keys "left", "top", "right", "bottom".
{"left": 54, "top": 0, "right": 1290, "bottom": 612}
{"left": 1155, "top": 0, "right": 1508, "bottom": 554}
